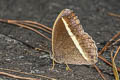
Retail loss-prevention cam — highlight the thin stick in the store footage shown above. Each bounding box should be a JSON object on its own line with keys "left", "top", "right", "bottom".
{"left": 94, "top": 64, "right": 106, "bottom": 80}
{"left": 98, "top": 55, "right": 112, "bottom": 66}
{"left": 111, "top": 39, "right": 120, "bottom": 47}
{"left": 7, "top": 20, "right": 52, "bottom": 34}
{"left": 114, "top": 46, "right": 120, "bottom": 59}
{"left": 0, "top": 19, "right": 52, "bottom": 41}
{"left": 0, "top": 72, "right": 37, "bottom": 80}
{"left": 13, "top": 22, "right": 51, "bottom": 41}
{"left": 98, "top": 55, "right": 120, "bottom": 72}
{"left": 23, "top": 20, "right": 52, "bottom": 31}
{"left": 20, "top": 22, "right": 52, "bottom": 34}
{"left": 0, "top": 19, "right": 52, "bottom": 32}
{"left": 0, "top": 19, "right": 51, "bottom": 41}
{"left": 0, "top": 68, "right": 56, "bottom": 80}
{"left": 99, "top": 32, "right": 120, "bottom": 55}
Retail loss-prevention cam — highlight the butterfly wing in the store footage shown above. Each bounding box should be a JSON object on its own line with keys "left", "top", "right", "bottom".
{"left": 52, "top": 9, "right": 98, "bottom": 65}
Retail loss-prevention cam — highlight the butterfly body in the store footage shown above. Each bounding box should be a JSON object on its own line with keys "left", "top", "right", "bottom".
{"left": 52, "top": 9, "right": 98, "bottom": 65}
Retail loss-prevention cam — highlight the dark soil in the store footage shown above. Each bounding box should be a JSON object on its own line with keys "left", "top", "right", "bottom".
{"left": 0, "top": 0, "right": 120, "bottom": 80}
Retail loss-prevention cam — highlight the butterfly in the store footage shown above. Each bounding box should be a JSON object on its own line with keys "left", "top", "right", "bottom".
{"left": 51, "top": 9, "right": 98, "bottom": 66}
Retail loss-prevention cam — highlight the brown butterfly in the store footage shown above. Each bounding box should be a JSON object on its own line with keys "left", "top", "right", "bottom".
{"left": 51, "top": 9, "right": 98, "bottom": 67}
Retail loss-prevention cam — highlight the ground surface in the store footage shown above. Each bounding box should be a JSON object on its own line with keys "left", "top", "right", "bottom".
{"left": 0, "top": 0, "right": 120, "bottom": 80}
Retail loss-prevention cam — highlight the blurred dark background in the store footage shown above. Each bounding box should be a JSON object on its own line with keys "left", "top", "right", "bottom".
{"left": 0, "top": 0, "right": 120, "bottom": 80}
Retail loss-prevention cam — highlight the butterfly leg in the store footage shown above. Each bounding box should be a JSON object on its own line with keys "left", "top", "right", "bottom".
{"left": 50, "top": 59, "right": 55, "bottom": 70}
{"left": 65, "top": 64, "right": 72, "bottom": 71}
{"left": 35, "top": 48, "right": 56, "bottom": 70}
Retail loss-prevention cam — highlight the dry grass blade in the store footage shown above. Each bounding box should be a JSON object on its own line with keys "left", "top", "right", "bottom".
{"left": 94, "top": 64, "right": 106, "bottom": 80}
{"left": 111, "top": 46, "right": 120, "bottom": 80}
